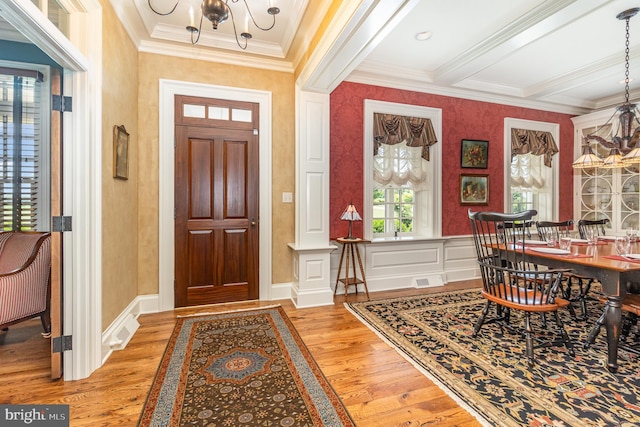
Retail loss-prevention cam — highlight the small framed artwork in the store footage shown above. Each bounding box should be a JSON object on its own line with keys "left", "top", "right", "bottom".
{"left": 113, "top": 125, "right": 129, "bottom": 180}
{"left": 460, "top": 139, "right": 488, "bottom": 168}
{"left": 460, "top": 174, "right": 489, "bottom": 205}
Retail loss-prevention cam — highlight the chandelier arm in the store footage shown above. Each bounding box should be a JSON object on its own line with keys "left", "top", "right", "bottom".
{"left": 190, "top": 14, "right": 205, "bottom": 45}
{"left": 227, "top": 6, "right": 248, "bottom": 50}
{"left": 586, "top": 135, "right": 617, "bottom": 149}
{"left": 241, "top": 0, "right": 277, "bottom": 31}
{"left": 148, "top": 0, "right": 179, "bottom": 16}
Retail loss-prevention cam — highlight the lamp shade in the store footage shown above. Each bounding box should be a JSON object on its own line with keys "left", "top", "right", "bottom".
{"left": 340, "top": 203, "right": 362, "bottom": 221}
{"left": 340, "top": 203, "right": 361, "bottom": 239}
{"left": 572, "top": 144, "right": 604, "bottom": 169}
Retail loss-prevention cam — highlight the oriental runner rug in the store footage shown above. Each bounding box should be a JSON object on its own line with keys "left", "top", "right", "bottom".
{"left": 138, "top": 306, "right": 354, "bottom": 427}
{"left": 347, "top": 289, "right": 640, "bottom": 427}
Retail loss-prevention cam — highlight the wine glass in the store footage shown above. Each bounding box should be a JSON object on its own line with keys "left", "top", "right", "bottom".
{"left": 544, "top": 230, "right": 557, "bottom": 247}
{"left": 615, "top": 235, "right": 631, "bottom": 257}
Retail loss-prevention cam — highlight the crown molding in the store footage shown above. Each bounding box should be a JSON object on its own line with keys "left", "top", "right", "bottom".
{"left": 138, "top": 38, "right": 294, "bottom": 73}
{"left": 346, "top": 67, "right": 592, "bottom": 116}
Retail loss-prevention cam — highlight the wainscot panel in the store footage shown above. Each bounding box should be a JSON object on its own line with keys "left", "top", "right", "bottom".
{"left": 330, "top": 236, "right": 479, "bottom": 295}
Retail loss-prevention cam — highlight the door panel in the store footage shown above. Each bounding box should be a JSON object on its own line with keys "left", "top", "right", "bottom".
{"left": 174, "top": 95, "right": 259, "bottom": 307}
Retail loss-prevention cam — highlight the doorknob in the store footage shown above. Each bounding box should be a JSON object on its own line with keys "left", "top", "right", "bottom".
{"left": 251, "top": 218, "right": 257, "bottom": 226}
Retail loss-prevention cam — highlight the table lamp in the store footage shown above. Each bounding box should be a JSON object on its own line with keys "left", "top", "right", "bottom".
{"left": 340, "top": 202, "right": 362, "bottom": 239}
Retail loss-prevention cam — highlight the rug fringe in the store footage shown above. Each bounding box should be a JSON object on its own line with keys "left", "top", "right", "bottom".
{"left": 343, "top": 302, "right": 493, "bottom": 427}
{"left": 177, "top": 304, "right": 282, "bottom": 318}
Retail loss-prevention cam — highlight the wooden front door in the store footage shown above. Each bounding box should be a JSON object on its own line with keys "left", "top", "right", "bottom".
{"left": 174, "top": 95, "right": 259, "bottom": 307}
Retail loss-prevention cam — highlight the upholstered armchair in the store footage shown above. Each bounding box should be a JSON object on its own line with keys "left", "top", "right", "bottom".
{"left": 0, "top": 231, "right": 52, "bottom": 334}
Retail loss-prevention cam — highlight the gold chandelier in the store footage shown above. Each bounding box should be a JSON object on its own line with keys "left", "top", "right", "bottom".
{"left": 148, "top": 0, "right": 280, "bottom": 49}
{"left": 573, "top": 8, "right": 640, "bottom": 169}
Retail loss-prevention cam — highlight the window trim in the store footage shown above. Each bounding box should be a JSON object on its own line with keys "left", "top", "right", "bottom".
{"left": 503, "top": 118, "right": 559, "bottom": 220}
{"left": 364, "top": 100, "right": 442, "bottom": 240}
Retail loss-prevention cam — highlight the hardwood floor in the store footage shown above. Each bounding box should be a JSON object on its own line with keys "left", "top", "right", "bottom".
{"left": 0, "top": 281, "right": 483, "bottom": 426}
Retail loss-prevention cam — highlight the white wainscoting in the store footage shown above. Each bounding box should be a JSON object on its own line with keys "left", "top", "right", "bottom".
{"left": 330, "top": 235, "right": 479, "bottom": 294}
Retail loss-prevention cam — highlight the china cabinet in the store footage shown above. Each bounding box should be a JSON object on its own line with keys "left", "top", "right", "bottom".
{"left": 572, "top": 109, "right": 640, "bottom": 233}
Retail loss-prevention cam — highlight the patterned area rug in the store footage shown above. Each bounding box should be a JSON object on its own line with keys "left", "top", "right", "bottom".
{"left": 347, "top": 289, "right": 640, "bottom": 427}
{"left": 138, "top": 306, "right": 354, "bottom": 427}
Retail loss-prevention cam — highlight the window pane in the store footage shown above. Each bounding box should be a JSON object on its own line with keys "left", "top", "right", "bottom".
{"left": 0, "top": 71, "right": 42, "bottom": 231}
{"left": 372, "top": 187, "right": 415, "bottom": 235}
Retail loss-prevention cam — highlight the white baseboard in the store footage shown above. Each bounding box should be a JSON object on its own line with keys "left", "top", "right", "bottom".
{"left": 270, "top": 282, "right": 292, "bottom": 301}
{"left": 101, "top": 294, "right": 159, "bottom": 364}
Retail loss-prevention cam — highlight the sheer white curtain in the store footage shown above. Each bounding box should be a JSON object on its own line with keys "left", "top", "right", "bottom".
{"left": 373, "top": 140, "right": 429, "bottom": 190}
{"left": 510, "top": 152, "right": 546, "bottom": 191}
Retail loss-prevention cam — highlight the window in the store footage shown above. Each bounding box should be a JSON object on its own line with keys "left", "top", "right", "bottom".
{"left": 504, "top": 118, "right": 559, "bottom": 220}
{"left": 29, "top": 0, "right": 70, "bottom": 37}
{"left": 373, "top": 188, "right": 414, "bottom": 234}
{"left": 0, "top": 63, "right": 50, "bottom": 231}
{"left": 364, "top": 100, "right": 442, "bottom": 239}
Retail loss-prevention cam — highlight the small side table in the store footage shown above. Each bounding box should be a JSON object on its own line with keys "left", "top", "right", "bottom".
{"left": 334, "top": 237, "right": 370, "bottom": 299}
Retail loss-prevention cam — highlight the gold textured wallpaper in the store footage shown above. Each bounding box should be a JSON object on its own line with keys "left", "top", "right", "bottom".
{"left": 101, "top": 0, "right": 139, "bottom": 329}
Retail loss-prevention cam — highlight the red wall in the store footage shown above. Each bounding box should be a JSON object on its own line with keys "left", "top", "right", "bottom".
{"left": 330, "top": 81, "right": 576, "bottom": 238}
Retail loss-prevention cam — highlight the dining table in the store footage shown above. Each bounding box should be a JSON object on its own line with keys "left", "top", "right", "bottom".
{"left": 519, "top": 237, "right": 640, "bottom": 372}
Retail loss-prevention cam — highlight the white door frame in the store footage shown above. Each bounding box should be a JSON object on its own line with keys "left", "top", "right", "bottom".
{"left": 158, "top": 80, "right": 273, "bottom": 311}
{"left": 1, "top": 0, "right": 103, "bottom": 380}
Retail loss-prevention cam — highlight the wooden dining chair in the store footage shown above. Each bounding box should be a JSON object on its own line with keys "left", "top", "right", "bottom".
{"left": 577, "top": 218, "right": 610, "bottom": 239}
{"left": 469, "top": 209, "right": 575, "bottom": 367}
{"left": 584, "top": 294, "right": 640, "bottom": 355}
{"left": 497, "top": 220, "right": 533, "bottom": 240}
{"left": 536, "top": 220, "right": 595, "bottom": 320}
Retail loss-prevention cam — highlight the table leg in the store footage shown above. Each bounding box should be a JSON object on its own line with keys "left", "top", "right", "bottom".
{"left": 349, "top": 243, "right": 357, "bottom": 294}
{"left": 334, "top": 244, "right": 347, "bottom": 296}
{"left": 354, "top": 244, "right": 370, "bottom": 300}
{"left": 345, "top": 244, "right": 352, "bottom": 295}
{"left": 604, "top": 296, "right": 623, "bottom": 372}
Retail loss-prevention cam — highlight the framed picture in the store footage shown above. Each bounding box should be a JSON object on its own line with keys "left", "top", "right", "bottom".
{"left": 113, "top": 125, "right": 129, "bottom": 180}
{"left": 460, "top": 174, "right": 489, "bottom": 205}
{"left": 460, "top": 139, "right": 488, "bottom": 168}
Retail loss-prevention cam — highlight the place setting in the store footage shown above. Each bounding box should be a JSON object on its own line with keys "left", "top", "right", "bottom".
{"left": 527, "top": 231, "right": 592, "bottom": 258}
{"left": 603, "top": 232, "right": 640, "bottom": 263}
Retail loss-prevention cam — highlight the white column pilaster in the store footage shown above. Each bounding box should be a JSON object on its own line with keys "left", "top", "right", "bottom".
{"left": 288, "top": 87, "right": 335, "bottom": 308}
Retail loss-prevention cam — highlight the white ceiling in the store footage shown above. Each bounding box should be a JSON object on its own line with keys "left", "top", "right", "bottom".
{"left": 5, "top": 0, "right": 640, "bottom": 116}
{"left": 351, "top": 0, "right": 640, "bottom": 114}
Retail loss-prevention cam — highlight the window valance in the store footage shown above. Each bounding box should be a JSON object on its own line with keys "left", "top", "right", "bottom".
{"left": 511, "top": 128, "right": 558, "bottom": 167}
{"left": 373, "top": 113, "right": 438, "bottom": 161}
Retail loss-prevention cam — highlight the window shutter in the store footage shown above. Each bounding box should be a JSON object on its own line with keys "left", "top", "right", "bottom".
{"left": 0, "top": 69, "right": 43, "bottom": 231}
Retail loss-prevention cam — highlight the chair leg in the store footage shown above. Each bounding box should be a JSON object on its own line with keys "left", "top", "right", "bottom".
{"left": 540, "top": 313, "right": 547, "bottom": 329}
{"left": 473, "top": 300, "right": 491, "bottom": 336}
{"left": 561, "top": 279, "right": 578, "bottom": 320}
{"left": 40, "top": 311, "right": 51, "bottom": 335}
{"left": 576, "top": 278, "right": 594, "bottom": 320}
{"left": 584, "top": 308, "right": 606, "bottom": 349}
{"left": 553, "top": 311, "right": 575, "bottom": 356}
{"left": 524, "top": 312, "right": 535, "bottom": 367}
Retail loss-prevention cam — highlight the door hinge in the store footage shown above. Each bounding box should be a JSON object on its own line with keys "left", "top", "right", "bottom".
{"left": 52, "top": 335, "right": 72, "bottom": 353}
{"left": 52, "top": 216, "right": 72, "bottom": 232}
{"left": 52, "top": 95, "right": 72, "bottom": 112}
